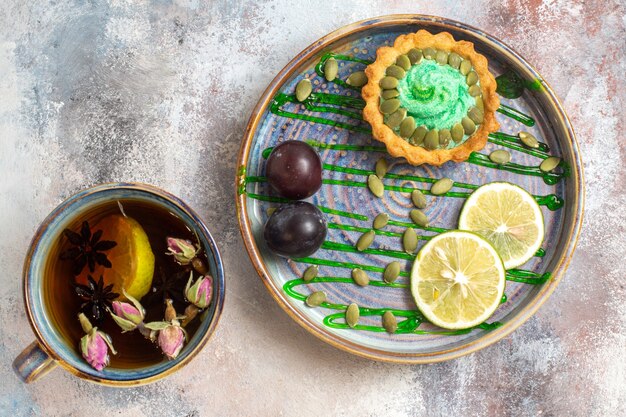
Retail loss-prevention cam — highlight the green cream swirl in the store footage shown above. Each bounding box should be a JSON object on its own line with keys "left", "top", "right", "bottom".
{"left": 396, "top": 60, "right": 474, "bottom": 130}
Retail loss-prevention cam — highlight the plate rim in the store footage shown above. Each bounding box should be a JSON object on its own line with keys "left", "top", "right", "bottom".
{"left": 235, "top": 14, "right": 585, "bottom": 364}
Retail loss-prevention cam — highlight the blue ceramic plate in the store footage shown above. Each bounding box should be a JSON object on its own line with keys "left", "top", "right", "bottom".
{"left": 236, "top": 15, "right": 583, "bottom": 363}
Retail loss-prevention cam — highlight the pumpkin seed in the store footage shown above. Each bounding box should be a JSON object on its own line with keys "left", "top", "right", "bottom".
{"left": 411, "top": 190, "right": 427, "bottom": 209}
{"left": 436, "top": 50, "right": 449, "bottom": 65}
{"left": 489, "top": 149, "right": 511, "bottom": 165}
{"left": 356, "top": 230, "right": 375, "bottom": 251}
{"left": 382, "top": 311, "right": 398, "bottom": 333}
{"left": 295, "top": 79, "right": 312, "bottom": 102}
{"left": 324, "top": 58, "right": 338, "bottom": 81}
{"left": 408, "top": 48, "right": 422, "bottom": 64}
{"left": 410, "top": 209, "right": 429, "bottom": 227}
{"left": 468, "top": 107, "right": 484, "bottom": 124}
{"left": 424, "top": 129, "right": 439, "bottom": 150}
{"left": 303, "top": 265, "right": 319, "bottom": 282}
{"left": 351, "top": 268, "right": 370, "bottom": 286}
{"left": 475, "top": 95, "right": 484, "bottom": 112}
{"left": 448, "top": 52, "right": 462, "bottom": 69}
{"left": 466, "top": 71, "right": 479, "bottom": 86}
{"left": 400, "top": 117, "right": 416, "bottom": 138}
{"left": 519, "top": 131, "right": 540, "bottom": 148}
{"left": 462, "top": 116, "right": 476, "bottom": 135}
{"left": 396, "top": 54, "right": 411, "bottom": 71}
{"left": 540, "top": 156, "right": 561, "bottom": 172}
{"left": 373, "top": 213, "right": 390, "bottom": 230}
{"left": 451, "top": 123, "right": 464, "bottom": 143}
{"left": 423, "top": 47, "right": 436, "bottom": 59}
{"left": 385, "top": 108, "right": 407, "bottom": 129}
{"left": 346, "top": 303, "right": 360, "bottom": 328}
{"left": 367, "top": 174, "right": 384, "bottom": 198}
{"left": 380, "top": 76, "right": 398, "bottom": 89}
{"left": 383, "top": 261, "right": 401, "bottom": 283}
{"left": 381, "top": 89, "right": 400, "bottom": 99}
{"left": 431, "top": 178, "right": 454, "bottom": 195}
{"left": 305, "top": 291, "right": 326, "bottom": 307}
{"left": 459, "top": 59, "right": 472, "bottom": 75}
{"left": 469, "top": 85, "right": 482, "bottom": 97}
{"left": 375, "top": 158, "right": 388, "bottom": 179}
{"left": 439, "top": 129, "right": 451, "bottom": 147}
{"left": 380, "top": 98, "right": 401, "bottom": 114}
{"left": 386, "top": 65, "right": 406, "bottom": 79}
{"left": 411, "top": 126, "right": 428, "bottom": 146}
{"left": 346, "top": 71, "right": 367, "bottom": 87}
{"left": 403, "top": 228, "right": 418, "bottom": 253}
{"left": 266, "top": 207, "right": 276, "bottom": 216}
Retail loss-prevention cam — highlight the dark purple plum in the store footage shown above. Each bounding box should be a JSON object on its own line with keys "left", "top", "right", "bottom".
{"left": 263, "top": 202, "right": 327, "bottom": 258}
{"left": 265, "top": 140, "right": 322, "bottom": 200}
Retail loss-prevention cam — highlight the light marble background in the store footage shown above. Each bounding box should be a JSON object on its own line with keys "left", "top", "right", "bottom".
{"left": 1, "top": 0, "right": 624, "bottom": 416}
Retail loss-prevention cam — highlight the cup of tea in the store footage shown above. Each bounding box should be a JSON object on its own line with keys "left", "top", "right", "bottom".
{"left": 12, "top": 183, "right": 224, "bottom": 386}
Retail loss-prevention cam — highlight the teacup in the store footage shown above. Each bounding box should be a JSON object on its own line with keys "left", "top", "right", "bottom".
{"left": 12, "top": 183, "right": 224, "bottom": 386}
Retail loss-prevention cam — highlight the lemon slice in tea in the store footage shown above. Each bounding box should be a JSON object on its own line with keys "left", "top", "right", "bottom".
{"left": 410, "top": 231, "right": 505, "bottom": 330}
{"left": 458, "top": 182, "right": 544, "bottom": 269}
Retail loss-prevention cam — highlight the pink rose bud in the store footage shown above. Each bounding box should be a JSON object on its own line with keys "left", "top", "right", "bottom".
{"left": 109, "top": 291, "right": 146, "bottom": 332}
{"left": 166, "top": 237, "right": 199, "bottom": 265}
{"left": 158, "top": 325, "right": 185, "bottom": 360}
{"left": 78, "top": 313, "right": 116, "bottom": 371}
{"left": 185, "top": 273, "right": 213, "bottom": 309}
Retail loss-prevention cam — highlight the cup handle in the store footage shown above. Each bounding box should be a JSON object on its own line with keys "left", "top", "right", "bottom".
{"left": 13, "top": 341, "right": 58, "bottom": 383}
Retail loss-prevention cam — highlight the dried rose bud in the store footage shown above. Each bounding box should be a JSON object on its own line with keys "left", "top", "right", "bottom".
{"left": 185, "top": 272, "right": 213, "bottom": 309}
{"left": 110, "top": 291, "right": 145, "bottom": 332}
{"left": 166, "top": 237, "right": 199, "bottom": 265}
{"left": 144, "top": 300, "right": 187, "bottom": 360}
{"left": 78, "top": 313, "right": 116, "bottom": 371}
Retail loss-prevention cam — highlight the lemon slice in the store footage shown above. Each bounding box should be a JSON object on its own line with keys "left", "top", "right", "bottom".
{"left": 458, "top": 182, "right": 544, "bottom": 269}
{"left": 411, "top": 231, "right": 505, "bottom": 329}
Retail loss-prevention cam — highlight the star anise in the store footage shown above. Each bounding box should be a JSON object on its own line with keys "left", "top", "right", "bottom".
{"left": 73, "top": 275, "right": 119, "bottom": 324}
{"left": 142, "top": 267, "right": 188, "bottom": 309}
{"left": 60, "top": 221, "right": 117, "bottom": 275}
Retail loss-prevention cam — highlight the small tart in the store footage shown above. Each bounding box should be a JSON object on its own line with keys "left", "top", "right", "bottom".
{"left": 362, "top": 30, "right": 500, "bottom": 166}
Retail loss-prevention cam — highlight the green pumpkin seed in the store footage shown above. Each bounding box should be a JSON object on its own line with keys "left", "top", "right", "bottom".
{"left": 386, "top": 65, "right": 406, "bottom": 79}
{"left": 489, "top": 149, "right": 511, "bottom": 165}
{"left": 423, "top": 47, "right": 436, "bottom": 59}
{"left": 295, "top": 79, "right": 312, "bottom": 102}
{"left": 367, "top": 174, "right": 384, "bottom": 198}
{"left": 519, "top": 131, "right": 540, "bottom": 148}
{"left": 468, "top": 107, "right": 484, "bottom": 124}
{"left": 266, "top": 207, "right": 276, "bottom": 216}
{"left": 380, "top": 76, "right": 398, "bottom": 89}
{"left": 540, "top": 156, "right": 561, "bottom": 172}
{"left": 346, "top": 71, "right": 367, "bottom": 87}
{"left": 459, "top": 59, "right": 472, "bottom": 75}
{"left": 439, "top": 129, "right": 451, "bottom": 147}
{"left": 410, "top": 126, "right": 428, "bottom": 146}
{"left": 385, "top": 108, "right": 407, "bottom": 129}
{"left": 375, "top": 157, "right": 388, "bottom": 178}
{"left": 381, "top": 89, "right": 400, "bottom": 99}
{"left": 373, "top": 213, "right": 390, "bottom": 230}
{"left": 462, "top": 116, "right": 476, "bottom": 135}
{"left": 400, "top": 117, "right": 416, "bottom": 138}
{"left": 346, "top": 303, "right": 360, "bottom": 328}
{"left": 302, "top": 265, "right": 319, "bottom": 282}
{"left": 411, "top": 190, "right": 427, "bottom": 209}
{"left": 356, "top": 230, "right": 375, "bottom": 251}
{"left": 382, "top": 311, "right": 398, "bottom": 333}
{"left": 468, "top": 85, "right": 482, "bottom": 97}
{"left": 451, "top": 123, "right": 464, "bottom": 143}
{"left": 396, "top": 54, "right": 411, "bottom": 71}
{"left": 324, "top": 58, "right": 338, "bottom": 81}
{"left": 305, "top": 291, "right": 326, "bottom": 307}
{"left": 351, "top": 268, "right": 370, "bottom": 286}
{"left": 431, "top": 178, "right": 454, "bottom": 195}
{"left": 402, "top": 228, "right": 418, "bottom": 253}
{"left": 408, "top": 48, "right": 422, "bottom": 64}
{"left": 424, "top": 129, "right": 439, "bottom": 150}
{"left": 466, "top": 71, "right": 479, "bottom": 86}
{"left": 380, "top": 98, "right": 401, "bottom": 114}
{"left": 410, "top": 209, "right": 429, "bottom": 227}
{"left": 436, "top": 50, "right": 449, "bottom": 65}
{"left": 448, "top": 52, "right": 462, "bottom": 69}
{"left": 383, "top": 261, "right": 401, "bottom": 283}
{"left": 475, "top": 95, "right": 484, "bottom": 112}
